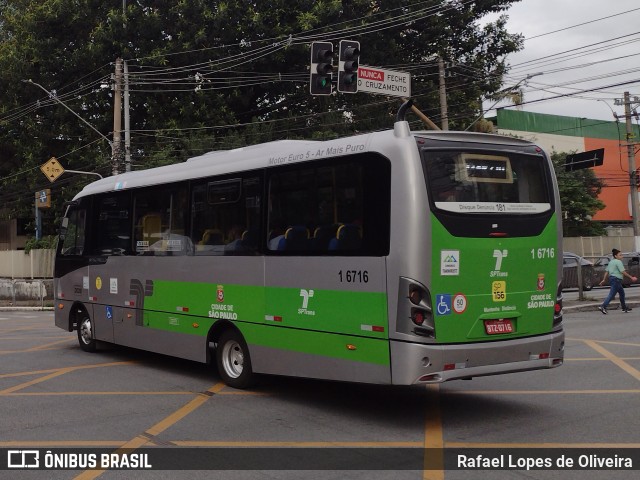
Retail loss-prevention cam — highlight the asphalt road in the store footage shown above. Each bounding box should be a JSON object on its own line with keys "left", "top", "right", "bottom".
{"left": 1, "top": 309, "right": 639, "bottom": 480}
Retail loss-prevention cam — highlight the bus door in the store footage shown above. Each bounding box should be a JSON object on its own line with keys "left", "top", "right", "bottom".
{"left": 54, "top": 204, "right": 90, "bottom": 331}
{"left": 84, "top": 192, "right": 134, "bottom": 344}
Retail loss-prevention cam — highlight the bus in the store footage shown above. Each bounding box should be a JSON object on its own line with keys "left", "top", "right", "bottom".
{"left": 54, "top": 105, "right": 564, "bottom": 388}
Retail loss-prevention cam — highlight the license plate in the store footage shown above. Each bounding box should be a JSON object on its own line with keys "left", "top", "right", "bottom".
{"left": 484, "top": 319, "right": 514, "bottom": 335}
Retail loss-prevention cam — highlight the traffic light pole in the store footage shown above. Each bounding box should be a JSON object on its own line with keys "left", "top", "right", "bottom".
{"left": 34, "top": 200, "right": 42, "bottom": 241}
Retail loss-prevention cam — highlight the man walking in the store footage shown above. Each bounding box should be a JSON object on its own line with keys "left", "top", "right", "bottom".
{"left": 598, "top": 249, "right": 637, "bottom": 314}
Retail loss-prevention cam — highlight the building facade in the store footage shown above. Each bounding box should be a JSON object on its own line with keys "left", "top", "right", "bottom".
{"left": 493, "top": 109, "right": 640, "bottom": 225}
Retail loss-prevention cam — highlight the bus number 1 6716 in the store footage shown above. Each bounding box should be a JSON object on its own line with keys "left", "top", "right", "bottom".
{"left": 338, "top": 270, "right": 369, "bottom": 283}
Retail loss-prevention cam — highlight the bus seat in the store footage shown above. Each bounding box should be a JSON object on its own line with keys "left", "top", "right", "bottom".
{"left": 142, "top": 214, "right": 162, "bottom": 244}
{"left": 240, "top": 228, "right": 258, "bottom": 249}
{"left": 277, "top": 226, "right": 309, "bottom": 250}
{"left": 311, "top": 224, "right": 340, "bottom": 251}
{"left": 199, "top": 229, "right": 224, "bottom": 245}
{"left": 328, "top": 224, "right": 361, "bottom": 251}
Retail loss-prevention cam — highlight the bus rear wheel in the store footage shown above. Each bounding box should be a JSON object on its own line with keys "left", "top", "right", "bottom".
{"left": 77, "top": 312, "right": 97, "bottom": 352}
{"left": 216, "top": 329, "right": 253, "bottom": 389}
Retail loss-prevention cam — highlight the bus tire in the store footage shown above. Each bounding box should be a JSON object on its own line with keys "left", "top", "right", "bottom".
{"left": 77, "top": 312, "right": 97, "bottom": 353}
{"left": 216, "top": 329, "right": 253, "bottom": 389}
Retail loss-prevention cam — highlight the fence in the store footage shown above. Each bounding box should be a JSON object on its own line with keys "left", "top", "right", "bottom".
{"left": 0, "top": 249, "right": 55, "bottom": 279}
{"left": 563, "top": 236, "right": 637, "bottom": 257}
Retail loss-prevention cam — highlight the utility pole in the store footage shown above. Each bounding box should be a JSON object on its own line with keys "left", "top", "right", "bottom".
{"left": 618, "top": 92, "right": 640, "bottom": 250}
{"left": 122, "top": 1, "right": 131, "bottom": 172}
{"left": 124, "top": 60, "right": 131, "bottom": 172}
{"left": 438, "top": 56, "right": 449, "bottom": 130}
{"left": 112, "top": 58, "right": 123, "bottom": 176}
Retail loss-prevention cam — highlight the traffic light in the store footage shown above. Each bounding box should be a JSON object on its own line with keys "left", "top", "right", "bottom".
{"left": 310, "top": 41, "right": 334, "bottom": 95}
{"left": 338, "top": 40, "right": 360, "bottom": 93}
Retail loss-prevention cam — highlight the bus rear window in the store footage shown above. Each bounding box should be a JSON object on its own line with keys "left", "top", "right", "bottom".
{"left": 423, "top": 150, "right": 552, "bottom": 214}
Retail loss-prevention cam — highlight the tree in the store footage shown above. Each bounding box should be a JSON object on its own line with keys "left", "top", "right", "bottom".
{"left": 551, "top": 152, "right": 606, "bottom": 237}
{"left": 0, "top": 0, "right": 524, "bottom": 235}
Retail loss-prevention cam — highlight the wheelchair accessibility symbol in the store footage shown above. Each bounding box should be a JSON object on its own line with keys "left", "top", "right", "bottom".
{"left": 436, "top": 294, "right": 451, "bottom": 315}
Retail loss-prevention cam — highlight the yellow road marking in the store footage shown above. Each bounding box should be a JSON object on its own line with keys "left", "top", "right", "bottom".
{"left": 0, "top": 337, "right": 75, "bottom": 354}
{"left": 0, "top": 441, "right": 127, "bottom": 447}
{"left": 448, "top": 442, "right": 640, "bottom": 448}
{"left": 5, "top": 439, "right": 640, "bottom": 449}
{"left": 584, "top": 340, "right": 640, "bottom": 382}
{"left": 595, "top": 339, "right": 640, "bottom": 347}
{"left": 0, "top": 326, "right": 47, "bottom": 334}
{"left": 174, "top": 441, "right": 423, "bottom": 447}
{"left": 569, "top": 337, "right": 640, "bottom": 347}
{"left": 423, "top": 384, "right": 444, "bottom": 480}
{"left": 27, "top": 338, "right": 75, "bottom": 351}
{"left": 0, "top": 361, "right": 136, "bottom": 379}
{"left": 217, "top": 390, "right": 268, "bottom": 395}
{"left": 145, "top": 383, "right": 226, "bottom": 437}
{"left": 0, "top": 334, "right": 69, "bottom": 342}
{"left": 1, "top": 368, "right": 74, "bottom": 394}
{"left": 445, "top": 389, "right": 640, "bottom": 395}
{"left": 568, "top": 357, "right": 640, "bottom": 361}
{"left": 73, "top": 382, "right": 225, "bottom": 480}
{"left": 0, "top": 362, "right": 137, "bottom": 395}
{"left": 6, "top": 391, "right": 195, "bottom": 396}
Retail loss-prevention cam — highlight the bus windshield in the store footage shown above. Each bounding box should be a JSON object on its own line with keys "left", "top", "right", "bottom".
{"left": 423, "top": 150, "right": 552, "bottom": 215}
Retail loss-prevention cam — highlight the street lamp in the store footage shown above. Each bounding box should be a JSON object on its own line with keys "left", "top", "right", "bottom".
{"left": 22, "top": 79, "right": 112, "bottom": 147}
{"left": 597, "top": 99, "right": 618, "bottom": 121}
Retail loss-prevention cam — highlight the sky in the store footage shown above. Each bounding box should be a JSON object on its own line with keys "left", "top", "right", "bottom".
{"left": 482, "top": 0, "right": 640, "bottom": 122}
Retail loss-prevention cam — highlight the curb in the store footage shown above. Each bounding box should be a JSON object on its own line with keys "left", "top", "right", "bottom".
{"left": 0, "top": 307, "right": 54, "bottom": 311}
{"left": 564, "top": 300, "right": 639, "bottom": 314}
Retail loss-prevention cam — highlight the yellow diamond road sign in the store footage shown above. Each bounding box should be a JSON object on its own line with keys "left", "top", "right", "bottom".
{"left": 41, "top": 157, "right": 65, "bottom": 183}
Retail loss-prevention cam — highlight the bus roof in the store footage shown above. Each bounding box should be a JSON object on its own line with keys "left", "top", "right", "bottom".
{"left": 412, "top": 130, "right": 541, "bottom": 148}
{"left": 73, "top": 128, "right": 540, "bottom": 200}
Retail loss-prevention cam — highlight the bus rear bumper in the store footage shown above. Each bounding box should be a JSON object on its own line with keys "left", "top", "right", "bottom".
{"left": 390, "top": 331, "right": 565, "bottom": 385}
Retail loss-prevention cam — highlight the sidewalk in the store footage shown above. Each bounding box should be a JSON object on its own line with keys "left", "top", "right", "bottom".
{"left": 563, "top": 288, "right": 640, "bottom": 313}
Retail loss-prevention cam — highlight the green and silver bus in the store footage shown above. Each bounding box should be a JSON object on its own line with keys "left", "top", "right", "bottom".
{"left": 54, "top": 108, "right": 564, "bottom": 388}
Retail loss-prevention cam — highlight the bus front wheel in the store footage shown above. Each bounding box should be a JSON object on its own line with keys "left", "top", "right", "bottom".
{"left": 77, "top": 312, "right": 97, "bottom": 352}
{"left": 216, "top": 329, "right": 253, "bottom": 389}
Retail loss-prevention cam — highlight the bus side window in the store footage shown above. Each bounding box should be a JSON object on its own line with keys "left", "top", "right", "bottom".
{"left": 267, "top": 153, "right": 390, "bottom": 256}
{"left": 133, "top": 184, "right": 190, "bottom": 256}
{"left": 190, "top": 175, "right": 261, "bottom": 256}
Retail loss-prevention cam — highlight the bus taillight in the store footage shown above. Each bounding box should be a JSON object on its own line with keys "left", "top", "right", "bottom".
{"left": 397, "top": 277, "right": 435, "bottom": 339}
{"left": 409, "top": 287, "right": 423, "bottom": 305}
{"left": 411, "top": 309, "right": 425, "bottom": 325}
{"left": 553, "top": 285, "right": 563, "bottom": 329}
